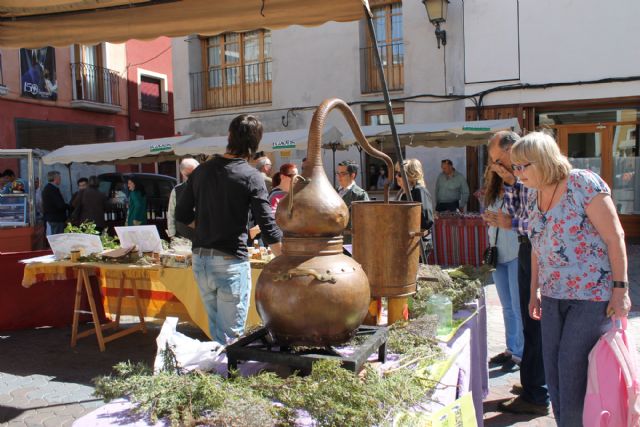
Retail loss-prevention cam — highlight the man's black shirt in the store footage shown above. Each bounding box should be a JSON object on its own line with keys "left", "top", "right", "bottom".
{"left": 175, "top": 155, "right": 282, "bottom": 259}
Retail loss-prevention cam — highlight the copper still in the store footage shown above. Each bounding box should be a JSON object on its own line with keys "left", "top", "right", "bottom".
{"left": 256, "top": 98, "right": 381, "bottom": 346}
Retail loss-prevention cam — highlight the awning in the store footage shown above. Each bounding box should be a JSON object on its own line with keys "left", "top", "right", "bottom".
{"left": 0, "top": 0, "right": 370, "bottom": 48}
{"left": 41, "top": 135, "right": 194, "bottom": 165}
{"left": 174, "top": 126, "right": 343, "bottom": 157}
{"left": 341, "top": 118, "right": 521, "bottom": 148}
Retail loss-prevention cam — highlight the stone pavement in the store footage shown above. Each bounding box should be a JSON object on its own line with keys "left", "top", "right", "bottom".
{"left": 2, "top": 246, "right": 640, "bottom": 426}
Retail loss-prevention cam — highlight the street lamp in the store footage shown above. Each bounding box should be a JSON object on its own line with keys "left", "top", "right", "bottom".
{"left": 422, "top": 0, "right": 449, "bottom": 49}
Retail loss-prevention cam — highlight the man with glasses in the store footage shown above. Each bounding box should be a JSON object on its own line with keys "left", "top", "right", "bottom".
{"left": 336, "top": 160, "right": 369, "bottom": 244}
{"left": 484, "top": 130, "right": 550, "bottom": 416}
{"left": 435, "top": 159, "right": 470, "bottom": 212}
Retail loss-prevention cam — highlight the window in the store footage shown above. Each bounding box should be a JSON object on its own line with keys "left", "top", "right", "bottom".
{"left": 363, "top": 107, "right": 405, "bottom": 192}
{"left": 190, "top": 30, "right": 272, "bottom": 110}
{"left": 140, "top": 75, "right": 164, "bottom": 112}
{"left": 0, "top": 53, "right": 6, "bottom": 95}
{"left": 361, "top": 1, "right": 404, "bottom": 93}
{"left": 71, "top": 44, "right": 121, "bottom": 106}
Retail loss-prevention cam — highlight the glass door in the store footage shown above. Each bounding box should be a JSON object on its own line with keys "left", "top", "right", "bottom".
{"left": 612, "top": 124, "right": 640, "bottom": 214}
{"left": 558, "top": 125, "right": 606, "bottom": 178}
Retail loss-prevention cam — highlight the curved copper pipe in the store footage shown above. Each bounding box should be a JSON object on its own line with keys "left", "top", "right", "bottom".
{"left": 307, "top": 98, "right": 394, "bottom": 203}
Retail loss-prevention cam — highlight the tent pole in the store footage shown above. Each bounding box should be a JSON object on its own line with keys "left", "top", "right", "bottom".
{"left": 364, "top": 5, "right": 428, "bottom": 263}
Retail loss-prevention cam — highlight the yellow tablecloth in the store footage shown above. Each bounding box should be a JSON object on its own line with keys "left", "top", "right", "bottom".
{"left": 22, "top": 259, "right": 265, "bottom": 340}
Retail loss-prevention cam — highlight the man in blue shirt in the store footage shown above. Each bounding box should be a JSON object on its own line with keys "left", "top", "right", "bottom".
{"left": 484, "top": 131, "right": 549, "bottom": 416}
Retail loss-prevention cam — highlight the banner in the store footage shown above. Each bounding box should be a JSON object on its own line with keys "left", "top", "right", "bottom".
{"left": 20, "top": 47, "right": 57, "bottom": 100}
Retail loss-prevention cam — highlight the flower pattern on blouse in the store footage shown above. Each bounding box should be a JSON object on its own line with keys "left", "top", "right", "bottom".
{"left": 528, "top": 169, "right": 612, "bottom": 301}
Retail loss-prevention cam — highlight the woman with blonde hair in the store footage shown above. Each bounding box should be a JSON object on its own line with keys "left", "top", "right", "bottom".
{"left": 482, "top": 165, "right": 523, "bottom": 371}
{"left": 395, "top": 159, "right": 434, "bottom": 255}
{"left": 511, "top": 131, "right": 631, "bottom": 426}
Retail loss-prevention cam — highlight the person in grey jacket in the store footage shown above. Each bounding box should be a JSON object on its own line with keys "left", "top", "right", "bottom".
{"left": 70, "top": 176, "right": 107, "bottom": 232}
{"left": 336, "top": 160, "right": 369, "bottom": 244}
{"left": 167, "top": 158, "right": 199, "bottom": 240}
{"left": 435, "top": 159, "right": 470, "bottom": 212}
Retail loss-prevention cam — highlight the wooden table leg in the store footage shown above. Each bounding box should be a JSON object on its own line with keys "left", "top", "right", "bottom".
{"left": 70, "top": 270, "right": 84, "bottom": 348}
{"left": 81, "top": 268, "right": 106, "bottom": 352}
{"left": 130, "top": 279, "right": 147, "bottom": 334}
{"left": 114, "top": 276, "right": 125, "bottom": 328}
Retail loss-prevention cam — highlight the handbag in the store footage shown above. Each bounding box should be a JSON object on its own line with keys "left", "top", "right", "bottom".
{"left": 483, "top": 201, "right": 503, "bottom": 268}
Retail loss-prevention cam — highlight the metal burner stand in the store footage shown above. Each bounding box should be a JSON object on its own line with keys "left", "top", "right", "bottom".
{"left": 226, "top": 325, "right": 388, "bottom": 376}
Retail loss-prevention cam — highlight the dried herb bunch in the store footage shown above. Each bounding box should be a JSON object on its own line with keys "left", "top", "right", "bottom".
{"left": 410, "top": 264, "right": 488, "bottom": 316}
{"left": 94, "top": 326, "right": 446, "bottom": 427}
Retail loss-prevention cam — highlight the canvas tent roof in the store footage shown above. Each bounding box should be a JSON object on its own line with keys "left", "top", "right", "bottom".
{"left": 341, "top": 118, "right": 521, "bottom": 148}
{"left": 41, "top": 135, "right": 194, "bottom": 165}
{"left": 174, "top": 126, "right": 343, "bottom": 157}
{"left": 0, "top": 0, "right": 370, "bottom": 48}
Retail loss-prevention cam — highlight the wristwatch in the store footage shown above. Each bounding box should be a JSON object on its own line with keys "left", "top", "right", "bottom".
{"left": 613, "top": 281, "right": 629, "bottom": 289}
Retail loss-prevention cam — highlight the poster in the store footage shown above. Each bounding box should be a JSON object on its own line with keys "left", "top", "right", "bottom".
{"left": 20, "top": 47, "right": 57, "bottom": 100}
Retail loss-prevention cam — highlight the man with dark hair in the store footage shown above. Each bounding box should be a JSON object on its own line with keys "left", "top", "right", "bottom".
{"left": 71, "top": 177, "right": 89, "bottom": 208}
{"left": 336, "top": 160, "right": 369, "bottom": 244}
{"left": 42, "top": 170, "right": 68, "bottom": 235}
{"left": 435, "top": 159, "right": 470, "bottom": 212}
{"left": 484, "top": 130, "right": 550, "bottom": 416}
{"left": 176, "top": 114, "right": 282, "bottom": 344}
{"left": 1, "top": 169, "right": 16, "bottom": 194}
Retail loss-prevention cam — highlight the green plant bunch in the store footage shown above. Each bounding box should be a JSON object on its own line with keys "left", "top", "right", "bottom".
{"left": 94, "top": 325, "right": 447, "bottom": 427}
{"left": 64, "top": 220, "right": 119, "bottom": 249}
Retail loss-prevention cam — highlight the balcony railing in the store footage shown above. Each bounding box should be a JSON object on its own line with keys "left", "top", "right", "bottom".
{"left": 190, "top": 61, "right": 272, "bottom": 111}
{"left": 360, "top": 42, "right": 404, "bottom": 94}
{"left": 141, "top": 100, "right": 168, "bottom": 113}
{"left": 71, "top": 62, "right": 121, "bottom": 106}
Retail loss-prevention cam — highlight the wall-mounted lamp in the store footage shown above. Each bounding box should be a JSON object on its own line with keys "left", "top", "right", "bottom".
{"left": 422, "top": 0, "right": 449, "bottom": 49}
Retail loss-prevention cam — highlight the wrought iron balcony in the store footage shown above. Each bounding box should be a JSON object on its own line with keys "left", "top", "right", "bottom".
{"left": 70, "top": 62, "right": 121, "bottom": 112}
{"left": 190, "top": 60, "right": 272, "bottom": 111}
{"left": 360, "top": 42, "right": 404, "bottom": 94}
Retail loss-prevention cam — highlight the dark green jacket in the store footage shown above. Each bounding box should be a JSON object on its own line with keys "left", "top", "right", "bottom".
{"left": 127, "top": 190, "right": 147, "bottom": 226}
{"left": 340, "top": 184, "right": 369, "bottom": 244}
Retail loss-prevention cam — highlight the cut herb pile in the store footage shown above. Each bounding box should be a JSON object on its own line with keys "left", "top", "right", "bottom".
{"left": 64, "top": 221, "right": 119, "bottom": 249}
{"left": 410, "top": 264, "right": 488, "bottom": 316}
{"left": 94, "top": 324, "right": 443, "bottom": 427}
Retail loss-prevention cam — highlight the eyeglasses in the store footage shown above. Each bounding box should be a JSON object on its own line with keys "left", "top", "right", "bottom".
{"left": 511, "top": 163, "right": 534, "bottom": 172}
{"left": 335, "top": 172, "right": 350, "bottom": 177}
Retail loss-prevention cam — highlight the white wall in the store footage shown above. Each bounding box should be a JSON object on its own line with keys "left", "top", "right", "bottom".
{"left": 464, "top": 0, "right": 640, "bottom": 106}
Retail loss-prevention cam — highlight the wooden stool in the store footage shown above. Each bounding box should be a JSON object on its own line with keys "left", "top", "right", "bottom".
{"left": 70, "top": 265, "right": 147, "bottom": 352}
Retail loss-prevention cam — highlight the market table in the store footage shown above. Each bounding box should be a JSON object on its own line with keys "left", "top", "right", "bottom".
{"left": 21, "top": 256, "right": 267, "bottom": 344}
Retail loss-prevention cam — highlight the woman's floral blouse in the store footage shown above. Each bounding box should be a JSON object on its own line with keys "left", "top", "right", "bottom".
{"left": 528, "top": 169, "right": 612, "bottom": 301}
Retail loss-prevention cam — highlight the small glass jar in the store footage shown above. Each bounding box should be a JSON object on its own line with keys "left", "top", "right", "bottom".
{"left": 426, "top": 293, "right": 452, "bottom": 336}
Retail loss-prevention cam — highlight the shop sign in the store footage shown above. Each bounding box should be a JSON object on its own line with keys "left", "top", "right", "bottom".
{"left": 150, "top": 144, "right": 172, "bottom": 153}
{"left": 462, "top": 126, "right": 491, "bottom": 132}
{"left": 273, "top": 140, "right": 296, "bottom": 150}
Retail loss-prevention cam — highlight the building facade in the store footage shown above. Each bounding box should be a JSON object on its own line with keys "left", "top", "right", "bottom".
{"left": 172, "top": 0, "right": 468, "bottom": 198}
{"left": 462, "top": 0, "right": 640, "bottom": 235}
{"left": 0, "top": 39, "right": 174, "bottom": 198}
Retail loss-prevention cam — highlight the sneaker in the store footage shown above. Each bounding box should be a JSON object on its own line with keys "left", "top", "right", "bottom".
{"left": 498, "top": 396, "right": 549, "bottom": 416}
{"left": 489, "top": 352, "right": 512, "bottom": 365}
{"left": 501, "top": 358, "right": 520, "bottom": 372}
{"left": 510, "top": 383, "right": 524, "bottom": 395}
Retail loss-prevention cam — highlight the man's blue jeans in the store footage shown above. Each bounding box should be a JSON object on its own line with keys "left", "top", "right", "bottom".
{"left": 192, "top": 253, "right": 251, "bottom": 344}
{"left": 492, "top": 258, "right": 523, "bottom": 359}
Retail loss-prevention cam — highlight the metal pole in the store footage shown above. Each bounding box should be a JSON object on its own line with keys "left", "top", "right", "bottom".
{"left": 331, "top": 144, "right": 337, "bottom": 187}
{"left": 364, "top": 5, "right": 429, "bottom": 262}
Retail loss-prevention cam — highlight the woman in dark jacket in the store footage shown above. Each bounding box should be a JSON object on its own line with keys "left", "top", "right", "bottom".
{"left": 71, "top": 176, "right": 107, "bottom": 232}
{"left": 126, "top": 177, "right": 147, "bottom": 226}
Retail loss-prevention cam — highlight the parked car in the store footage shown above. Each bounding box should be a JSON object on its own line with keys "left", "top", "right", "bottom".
{"left": 97, "top": 172, "right": 177, "bottom": 220}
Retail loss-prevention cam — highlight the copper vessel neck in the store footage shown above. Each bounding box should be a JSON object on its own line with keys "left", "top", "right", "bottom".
{"left": 282, "top": 236, "right": 344, "bottom": 256}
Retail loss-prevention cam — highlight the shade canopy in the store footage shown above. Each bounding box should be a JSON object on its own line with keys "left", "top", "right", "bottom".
{"left": 0, "top": 0, "right": 370, "bottom": 48}
{"left": 341, "top": 118, "right": 521, "bottom": 148}
{"left": 174, "top": 126, "right": 343, "bottom": 156}
{"left": 41, "top": 135, "right": 194, "bottom": 165}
